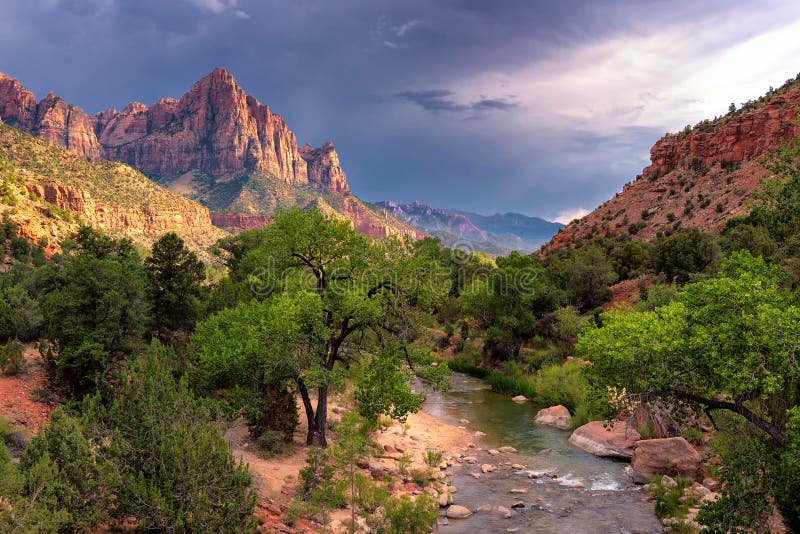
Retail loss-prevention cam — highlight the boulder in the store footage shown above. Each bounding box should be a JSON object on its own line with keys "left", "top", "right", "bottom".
{"left": 512, "top": 395, "right": 528, "bottom": 403}
{"left": 631, "top": 437, "right": 703, "bottom": 484}
{"left": 445, "top": 505, "right": 472, "bottom": 519}
{"left": 568, "top": 420, "right": 641, "bottom": 459}
{"left": 534, "top": 405, "right": 572, "bottom": 430}
{"left": 499, "top": 446, "right": 517, "bottom": 453}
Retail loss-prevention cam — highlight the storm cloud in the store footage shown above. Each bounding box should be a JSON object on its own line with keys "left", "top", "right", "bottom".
{"left": 1, "top": 0, "right": 799, "bottom": 220}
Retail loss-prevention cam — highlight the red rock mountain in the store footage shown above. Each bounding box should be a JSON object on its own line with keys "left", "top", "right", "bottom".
{"left": 0, "top": 69, "right": 424, "bottom": 239}
{"left": 0, "top": 69, "right": 342, "bottom": 191}
{"left": 549, "top": 80, "right": 800, "bottom": 249}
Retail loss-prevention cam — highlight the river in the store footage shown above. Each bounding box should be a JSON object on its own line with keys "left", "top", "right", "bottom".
{"left": 422, "top": 374, "right": 662, "bottom": 533}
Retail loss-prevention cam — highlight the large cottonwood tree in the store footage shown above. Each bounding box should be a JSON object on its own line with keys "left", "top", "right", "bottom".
{"left": 194, "top": 208, "right": 450, "bottom": 446}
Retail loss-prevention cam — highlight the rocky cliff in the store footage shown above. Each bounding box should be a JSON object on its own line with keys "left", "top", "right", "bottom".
{"left": 0, "top": 69, "right": 416, "bottom": 240}
{"left": 0, "top": 69, "right": 347, "bottom": 193}
{"left": 0, "top": 124, "right": 226, "bottom": 257}
{"left": 548, "top": 80, "right": 800, "bottom": 249}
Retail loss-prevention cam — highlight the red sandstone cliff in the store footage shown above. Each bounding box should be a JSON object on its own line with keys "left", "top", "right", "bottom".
{"left": 300, "top": 142, "right": 350, "bottom": 194}
{"left": 548, "top": 83, "right": 800, "bottom": 249}
{"left": 0, "top": 69, "right": 420, "bottom": 240}
{"left": 0, "top": 69, "right": 351, "bottom": 194}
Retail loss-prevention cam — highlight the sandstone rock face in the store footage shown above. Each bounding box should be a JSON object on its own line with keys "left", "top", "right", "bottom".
{"left": 25, "top": 182, "right": 221, "bottom": 245}
{"left": 0, "top": 69, "right": 340, "bottom": 189}
{"left": 533, "top": 405, "right": 571, "bottom": 430}
{"left": 568, "top": 420, "right": 641, "bottom": 459}
{"left": 0, "top": 70, "right": 425, "bottom": 241}
{"left": 547, "top": 84, "right": 800, "bottom": 249}
{"left": 643, "top": 91, "right": 800, "bottom": 180}
{"left": 0, "top": 73, "right": 36, "bottom": 130}
{"left": 33, "top": 93, "right": 102, "bottom": 161}
{"left": 209, "top": 212, "right": 272, "bottom": 234}
{"left": 631, "top": 437, "right": 703, "bottom": 484}
{"left": 94, "top": 68, "right": 310, "bottom": 182}
{"left": 300, "top": 142, "right": 350, "bottom": 194}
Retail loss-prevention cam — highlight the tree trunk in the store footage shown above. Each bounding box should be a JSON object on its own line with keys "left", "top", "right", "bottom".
{"left": 311, "top": 385, "right": 329, "bottom": 447}
{"left": 296, "top": 378, "right": 317, "bottom": 446}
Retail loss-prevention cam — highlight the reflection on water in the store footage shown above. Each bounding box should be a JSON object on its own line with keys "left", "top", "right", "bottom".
{"left": 422, "top": 374, "right": 661, "bottom": 533}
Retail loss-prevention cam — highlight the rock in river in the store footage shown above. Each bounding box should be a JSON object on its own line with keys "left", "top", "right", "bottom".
{"left": 568, "top": 420, "right": 641, "bottom": 459}
{"left": 534, "top": 405, "right": 572, "bottom": 430}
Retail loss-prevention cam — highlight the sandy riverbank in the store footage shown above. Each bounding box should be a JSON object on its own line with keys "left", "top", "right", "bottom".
{"left": 226, "top": 396, "right": 488, "bottom": 532}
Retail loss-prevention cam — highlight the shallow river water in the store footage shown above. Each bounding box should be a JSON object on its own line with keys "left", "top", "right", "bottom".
{"left": 422, "top": 374, "right": 662, "bottom": 533}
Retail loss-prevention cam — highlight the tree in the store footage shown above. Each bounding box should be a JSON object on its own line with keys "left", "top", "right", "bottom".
{"left": 543, "top": 245, "right": 617, "bottom": 312}
{"left": 651, "top": 229, "right": 721, "bottom": 283}
{"left": 37, "top": 227, "right": 150, "bottom": 397}
{"left": 460, "top": 251, "right": 546, "bottom": 359}
{"left": 576, "top": 251, "right": 800, "bottom": 529}
{"left": 85, "top": 342, "right": 256, "bottom": 532}
{"left": 195, "top": 208, "right": 450, "bottom": 446}
{"left": 145, "top": 232, "right": 206, "bottom": 339}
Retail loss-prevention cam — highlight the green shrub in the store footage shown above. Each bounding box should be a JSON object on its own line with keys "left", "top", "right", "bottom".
{"left": 382, "top": 493, "right": 438, "bottom": 534}
{"left": 9, "top": 236, "right": 29, "bottom": 261}
{"left": 0, "top": 340, "right": 24, "bottom": 375}
{"left": 650, "top": 476, "right": 693, "bottom": 519}
{"left": 257, "top": 430, "right": 289, "bottom": 457}
{"left": 424, "top": 449, "right": 443, "bottom": 469}
{"left": 533, "top": 363, "right": 588, "bottom": 413}
{"left": 85, "top": 342, "right": 256, "bottom": 532}
{"left": 682, "top": 427, "right": 703, "bottom": 445}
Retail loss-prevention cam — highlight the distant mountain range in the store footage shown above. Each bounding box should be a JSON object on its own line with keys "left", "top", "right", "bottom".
{"left": 375, "top": 201, "right": 563, "bottom": 254}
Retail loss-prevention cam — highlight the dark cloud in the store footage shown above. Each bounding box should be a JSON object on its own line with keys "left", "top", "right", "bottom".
{"left": 394, "top": 89, "right": 517, "bottom": 114}
{"left": 0, "top": 0, "right": 797, "bottom": 219}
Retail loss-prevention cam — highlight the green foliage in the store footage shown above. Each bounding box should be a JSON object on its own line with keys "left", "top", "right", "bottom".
{"left": 354, "top": 348, "right": 425, "bottom": 423}
{"left": 257, "top": 430, "right": 290, "bottom": 457}
{"left": 39, "top": 227, "right": 150, "bottom": 397}
{"left": 649, "top": 476, "right": 693, "bottom": 519}
{"left": 381, "top": 493, "right": 438, "bottom": 534}
{"left": 460, "top": 251, "right": 547, "bottom": 357}
{"left": 579, "top": 252, "right": 800, "bottom": 529}
{"left": 85, "top": 342, "right": 256, "bottom": 532}
{"left": 0, "top": 410, "right": 108, "bottom": 532}
{"left": 652, "top": 229, "right": 722, "bottom": 283}
{"left": 198, "top": 208, "right": 449, "bottom": 446}
{"left": 424, "top": 449, "right": 443, "bottom": 469}
{"left": 145, "top": 232, "right": 206, "bottom": 339}
{"left": 0, "top": 339, "right": 24, "bottom": 375}
{"left": 0, "top": 262, "right": 43, "bottom": 345}
{"left": 543, "top": 245, "right": 617, "bottom": 312}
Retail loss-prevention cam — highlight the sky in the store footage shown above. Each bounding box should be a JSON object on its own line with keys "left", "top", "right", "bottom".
{"left": 2, "top": 1, "right": 800, "bottom": 223}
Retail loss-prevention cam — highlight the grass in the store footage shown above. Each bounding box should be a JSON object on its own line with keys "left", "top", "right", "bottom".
{"left": 446, "top": 354, "right": 601, "bottom": 427}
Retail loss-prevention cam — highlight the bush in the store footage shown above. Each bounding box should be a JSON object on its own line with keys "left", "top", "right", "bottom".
{"left": 85, "top": 342, "right": 256, "bottom": 532}
{"left": 649, "top": 476, "right": 693, "bottom": 519}
{"left": 257, "top": 430, "right": 289, "bottom": 457}
{"left": 424, "top": 449, "right": 443, "bottom": 469}
{"left": 533, "top": 363, "right": 590, "bottom": 414}
{"left": 382, "top": 493, "right": 438, "bottom": 534}
{"left": 0, "top": 340, "right": 24, "bottom": 375}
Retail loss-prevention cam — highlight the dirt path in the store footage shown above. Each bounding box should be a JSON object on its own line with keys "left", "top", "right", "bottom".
{"left": 0, "top": 348, "right": 54, "bottom": 435}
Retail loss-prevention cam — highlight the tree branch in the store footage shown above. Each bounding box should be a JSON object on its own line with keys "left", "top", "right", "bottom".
{"left": 672, "top": 387, "right": 784, "bottom": 446}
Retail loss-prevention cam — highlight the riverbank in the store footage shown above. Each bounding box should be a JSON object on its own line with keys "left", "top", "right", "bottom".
{"left": 232, "top": 376, "right": 661, "bottom": 533}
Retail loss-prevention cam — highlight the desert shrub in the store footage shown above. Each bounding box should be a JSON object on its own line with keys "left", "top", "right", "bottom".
{"left": 0, "top": 339, "right": 24, "bottom": 375}
{"left": 257, "top": 430, "right": 289, "bottom": 457}
{"left": 649, "top": 476, "right": 693, "bottom": 519}
{"left": 424, "top": 449, "right": 443, "bottom": 469}
{"left": 9, "top": 236, "right": 29, "bottom": 261}
{"left": 382, "top": 493, "right": 438, "bottom": 534}
{"left": 682, "top": 427, "right": 703, "bottom": 445}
